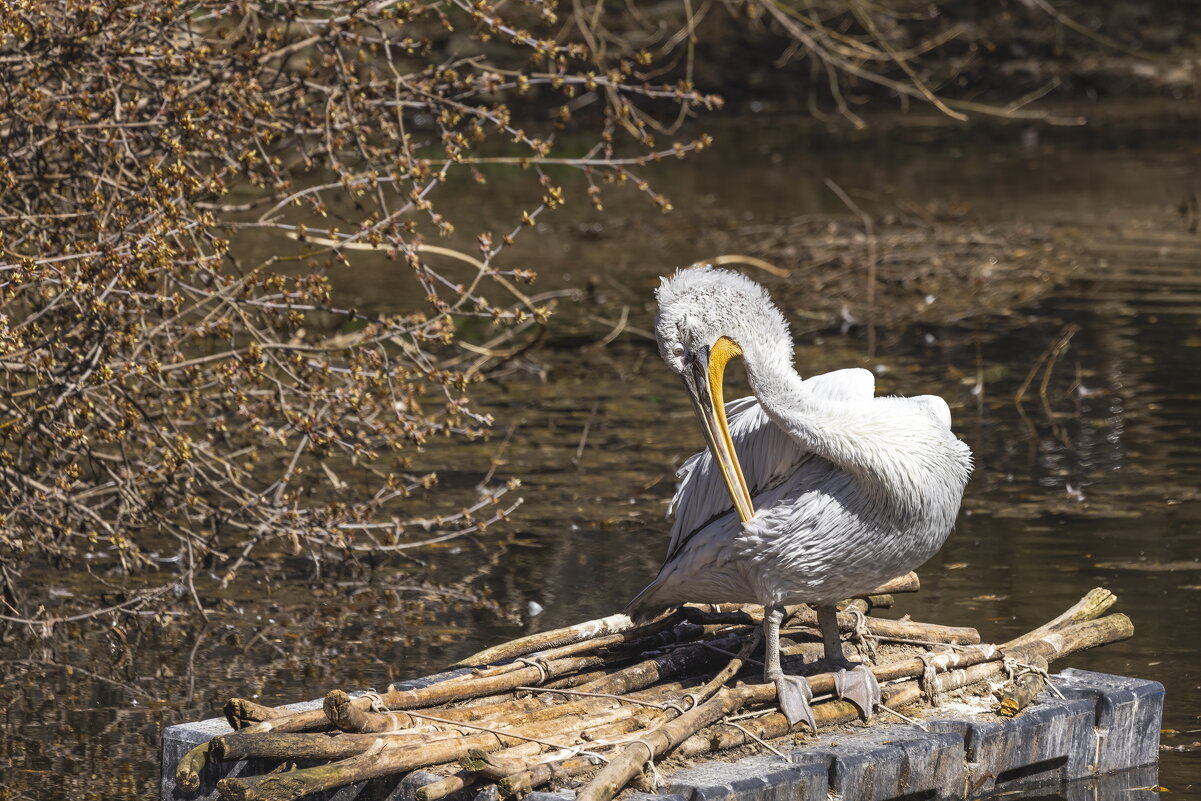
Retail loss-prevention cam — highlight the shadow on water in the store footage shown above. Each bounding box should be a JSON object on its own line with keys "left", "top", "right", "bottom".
{"left": 2, "top": 113, "right": 1200, "bottom": 798}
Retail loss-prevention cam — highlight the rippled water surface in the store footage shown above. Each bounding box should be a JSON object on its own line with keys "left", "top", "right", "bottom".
{"left": 2, "top": 113, "right": 1200, "bottom": 799}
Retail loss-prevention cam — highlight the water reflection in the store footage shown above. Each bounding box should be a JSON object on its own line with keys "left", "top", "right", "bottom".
{"left": 2, "top": 118, "right": 1200, "bottom": 798}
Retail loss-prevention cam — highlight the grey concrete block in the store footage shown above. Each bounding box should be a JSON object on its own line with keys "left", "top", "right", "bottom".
{"left": 1055, "top": 668, "right": 1165, "bottom": 773}
{"left": 926, "top": 694, "right": 1096, "bottom": 797}
{"left": 664, "top": 755, "right": 829, "bottom": 801}
{"left": 792, "top": 725, "right": 966, "bottom": 801}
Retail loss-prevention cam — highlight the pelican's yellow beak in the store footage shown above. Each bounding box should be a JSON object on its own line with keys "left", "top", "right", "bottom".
{"left": 684, "top": 336, "right": 756, "bottom": 523}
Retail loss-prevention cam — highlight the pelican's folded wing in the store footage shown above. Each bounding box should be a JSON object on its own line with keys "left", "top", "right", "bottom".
{"left": 663, "top": 367, "right": 874, "bottom": 561}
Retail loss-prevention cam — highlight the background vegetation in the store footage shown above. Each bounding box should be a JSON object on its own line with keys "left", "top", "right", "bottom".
{"left": 0, "top": 0, "right": 1194, "bottom": 627}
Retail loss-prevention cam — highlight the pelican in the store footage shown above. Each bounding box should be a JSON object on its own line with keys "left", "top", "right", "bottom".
{"left": 626, "top": 266, "right": 972, "bottom": 727}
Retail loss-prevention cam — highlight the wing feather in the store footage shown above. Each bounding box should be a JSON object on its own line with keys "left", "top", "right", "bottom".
{"left": 663, "top": 368, "right": 875, "bottom": 561}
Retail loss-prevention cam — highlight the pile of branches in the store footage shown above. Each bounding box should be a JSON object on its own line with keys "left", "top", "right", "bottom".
{"left": 176, "top": 582, "right": 1132, "bottom": 801}
{"left": 0, "top": 1, "right": 717, "bottom": 622}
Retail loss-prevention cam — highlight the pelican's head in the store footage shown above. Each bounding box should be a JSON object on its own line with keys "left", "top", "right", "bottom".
{"left": 654, "top": 266, "right": 792, "bottom": 523}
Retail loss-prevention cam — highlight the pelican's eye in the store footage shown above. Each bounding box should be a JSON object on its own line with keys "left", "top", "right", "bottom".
{"left": 672, "top": 345, "right": 687, "bottom": 364}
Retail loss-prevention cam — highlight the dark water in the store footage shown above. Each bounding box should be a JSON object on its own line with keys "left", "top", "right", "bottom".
{"left": 2, "top": 113, "right": 1200, "bottom": 799}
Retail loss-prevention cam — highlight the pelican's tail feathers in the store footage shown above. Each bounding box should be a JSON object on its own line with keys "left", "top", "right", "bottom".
{"left": 623, "top": 579, "right": 676, "bottom": 624}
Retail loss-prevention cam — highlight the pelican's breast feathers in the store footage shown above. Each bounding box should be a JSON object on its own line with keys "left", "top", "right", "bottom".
{"left": 663, "top": 367, "right": 876, "bottom": 561}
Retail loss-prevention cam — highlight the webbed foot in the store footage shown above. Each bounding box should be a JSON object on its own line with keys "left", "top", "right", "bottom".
{"left": 773, "top": 673, "right": 817, "bottom": 730}
{"left": 832, "top": 664, "right": 881, "bottom": 720}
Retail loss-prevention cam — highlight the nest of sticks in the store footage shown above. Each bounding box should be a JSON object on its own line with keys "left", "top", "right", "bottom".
{"left": 178, "top": 577, "right": 1132, "bottom": 801}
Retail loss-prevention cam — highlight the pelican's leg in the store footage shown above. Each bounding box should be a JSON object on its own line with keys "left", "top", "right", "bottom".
{"left": 815, "top": 604, "right": 880, "bottom": 720}
{"left": 764, "top": 605, "right": 816, "bottom": 729}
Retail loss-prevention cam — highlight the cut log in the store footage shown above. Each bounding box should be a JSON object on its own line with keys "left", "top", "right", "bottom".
{"left": 225, "top": 698, "right": 285, "bottom": 730}
{"left": 998, "top": 657, "right": 1050, "bottom": 717}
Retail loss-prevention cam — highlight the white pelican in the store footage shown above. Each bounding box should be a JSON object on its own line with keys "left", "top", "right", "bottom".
{"left": 627, "top": 266, "right": 972, "bottom": 727}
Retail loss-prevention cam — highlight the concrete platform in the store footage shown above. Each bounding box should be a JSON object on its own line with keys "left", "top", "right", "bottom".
{"left": 161, "top": 668, "right": 1163, "bottom": 801}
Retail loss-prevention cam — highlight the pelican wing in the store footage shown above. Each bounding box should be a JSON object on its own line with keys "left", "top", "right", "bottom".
{"left": 663, "top": 367, "right": 874, "bottom": 562}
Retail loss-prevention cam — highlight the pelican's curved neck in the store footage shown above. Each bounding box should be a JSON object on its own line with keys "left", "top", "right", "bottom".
{"left": 739, "top": 338, "right": 847, "bottom": 468}
{"left": 740, "top": 338, "right": 814, "bottom": 424}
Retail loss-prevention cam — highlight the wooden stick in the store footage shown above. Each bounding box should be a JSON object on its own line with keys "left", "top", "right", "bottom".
{"left": 865, "top": 593, "right": 894, "bottom": 609}
{"left": 542, "top": 668, "right": 614, "bottom": 690}
{"left": 491, "top": 651, "right": 765, "bottom": 799}
{"left": 999, "top": 657, "right": 1049, "bottom": 717}
{"left": 497, "top": 751, "right": 607, "bottom": 798}
{"left": 675, "top": 614, "right": 1133, "bottom": 760}
{"left": 176, "top": 708, "right": 332, "bottom": 789}
{"left": 213, "top": 578, "right": 924, "bottom": 761}
{"left": 325, "top": 679, "right": 682, "bottom": 736}
{"left": 573, "top": 636, "right": 759, "bottom": 801}
{"left": 684, "top": 603, "right": 978, "bottom": 645}
{"left": 460, "top": 712, "right": 655, "bottom": 782}
{"left": 208, "top": 593, "right": 1132, "bottom": 801}
{"left": 1001, "top": 587, "right": 1116, "bottom": 650}
{"left": 225, "top": 698, "right": 285, "bottom": 730}
{"left": 325, "top": 654, "right": 610, "bottom": 732}
{"left": 566, "top": 633, "right": 745, "bottom": 698}
{"left": 792, "top": 607, "right": 981, "bottom": 645}
{"left": 464, "top": 635, "right": 756, "bottom": 799}
{"left": 174, "top": 740, "right": 215, "bottom": 793}
{"left": 413, "top": 770, "right": 479, "bottom": 801}
{"left": 466, "top": 620, "right": 710, "bottom": 680}
{"left": 235, "top": 624, "right": 721, "bottom": 742}
{"left": 218, "top": 706, "right": 648, "bottom": 801}
{"left": 576, "top": 684, "right": 764, "bottom": 801}
{"left": 454, "top": 613, "right": 657, "bottom": 667}
{"left": 868, "top": 571, "right": 920, "bottom": 594}
{"left": 575, "top": 609, "right": 1132, "bottom": 801}
{"left": 442, "top": 680, "right": 686, "bottom": 728}
{"left": 1006, "top": 613, "right": 1133, "bottom": 664}
{"left": 216, "top": 705, "right": 649, "bottom": 800}
{"left": 453, "top": 574, "right": 916, "bottom": 670}
{"left": 213, "top": 730, "right": 442, "bottom": 762}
